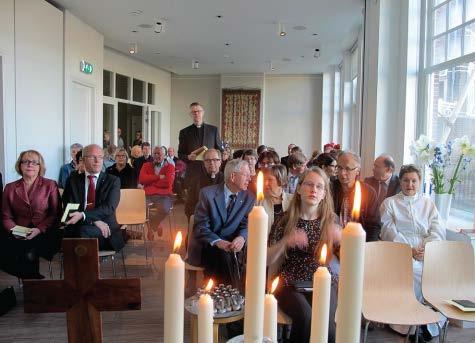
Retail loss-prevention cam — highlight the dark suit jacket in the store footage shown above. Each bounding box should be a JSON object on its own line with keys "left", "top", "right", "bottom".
{"left": 185, "top": 171, "right": 224, "bottom": 217}
{"left": 364, "top": 174, "right": 401, "bottom": 200}
{"left": 281, "top": 155, "right": 289, "bottom": 168}
{"left": 62, "top": 172, "right": 124, "bottom": 251}
{"left": 2, "top": 177, "right": 61, "bottom": 233}
{"left": 187, "top": 183, "right": 255, "bottom": 266}
{"left": 178, "top": 123, "right": 222, "bottom": 162}
{"left": 331, "top": 179, "right": 381, "bottom": 242}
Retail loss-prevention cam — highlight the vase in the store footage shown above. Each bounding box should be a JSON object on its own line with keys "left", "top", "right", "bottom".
{"left": 434, "top": 193, "right": 453, "bottom": 223}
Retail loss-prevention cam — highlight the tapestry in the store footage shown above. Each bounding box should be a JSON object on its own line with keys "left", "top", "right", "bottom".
{"left": 221, "top": 89, "right": 261, "bottom": 149}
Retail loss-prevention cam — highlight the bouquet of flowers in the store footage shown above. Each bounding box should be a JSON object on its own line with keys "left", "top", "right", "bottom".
{"left": 410, "top": 135, "right": 475, "bottom": 194}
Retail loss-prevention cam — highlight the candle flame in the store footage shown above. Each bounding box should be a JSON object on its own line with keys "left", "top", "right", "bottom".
{"left": 205, "top": 279, "right": 214, "bottom": 292}
{"left": 173, "top": 231, "right": 182, "bottom": 253}
{"left": 319, "top": 243, "right": 328, "bottom": 265}
{"left": 257, "top": 171, "right": 264, "bottom": 201}
{"left": 351, "top": 181, "right": 362, "bottom": 221}
{"left": 270, "top": 277, "right": 279, "bottom": 294}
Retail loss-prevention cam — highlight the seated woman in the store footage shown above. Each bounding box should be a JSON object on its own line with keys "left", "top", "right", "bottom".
{"left": 1, "top": 150, "right": 61, "bottom": 279}
{"left": 267, "top": 167, "right": 340, "bottom": 343}
{"left": 242, "top": 149, "right": 258, "bottom": 194}
{"left": 311, "top": 153, "right": 337, "bottom": 180}
{"left": 380, "top": 164, "right": 445, "bottom": 341}
{"left": 257, "top": 150, "right": 280, "bottom": 169}
{"left": 106, "top": 148, "right": 138, "bottom": 189}
{"left": 262, "top": 165, "right": 293, "bottom": 234}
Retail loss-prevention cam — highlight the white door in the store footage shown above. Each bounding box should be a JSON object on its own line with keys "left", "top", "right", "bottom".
{"left": 145, "top": 105, "right": 161, "bottom": 147}
{"left": 70, "top": 81, "right": 94, "bottom": 146}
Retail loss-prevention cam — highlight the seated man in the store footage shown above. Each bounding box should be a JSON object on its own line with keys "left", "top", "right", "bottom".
{"left": 133, "top": 142, "right": 153, "bottom": 176}
{"left": 187, "top": 159, "right": 255, "bottom": 287}
{"left": 63, "top": 144, "right": 124, "bottom": 252}
{"left": 139, "top": 146, "right": 175, "bottom": 240}
{"left": 185, "top": 149, "right": 224, "bottom": 219}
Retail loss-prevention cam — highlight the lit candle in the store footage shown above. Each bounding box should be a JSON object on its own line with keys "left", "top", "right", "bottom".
{"left": 164, "top": 232, "right": 185, "bottom": 343}
{"left": 335, "top": 181, "right": 366, "bottom": 343}
{"left": 263, "top": 277, "right": 279, "bottom": 343}
{"left": 310, "top": 244, "right": 331, "bottom": 343}
{"left": 244, "top": 171, "right": 269, "bottom": 343}
{"left": 198, "top": 279, "right": 214, "bottom": 343}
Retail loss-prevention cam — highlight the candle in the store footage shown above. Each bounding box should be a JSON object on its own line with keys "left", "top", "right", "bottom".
{"left": 244, "top": 171, "right": 269, "bottom": 343}
{"left": 263, "top": 277, "right": 279, "bottom": 343}
{"left": 164, "top": 232, "right": 185, "bottom": 343}
{"left": 335, "top": 181, "right": 366, "bottom": 343}
{"left": 198, "top": 279, "right": 214, "bottom": 343}
{"left": 310, "top": 244, "right": 331, "bottom": 343}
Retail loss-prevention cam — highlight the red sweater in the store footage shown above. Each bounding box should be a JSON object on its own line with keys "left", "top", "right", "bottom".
{"left": 139, "top": 161, "right": 175, "bottom": 196}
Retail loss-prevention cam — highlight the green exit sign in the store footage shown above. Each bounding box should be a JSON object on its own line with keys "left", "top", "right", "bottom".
{"left": 80, "top": 60, "right": 93, "bottom": 74}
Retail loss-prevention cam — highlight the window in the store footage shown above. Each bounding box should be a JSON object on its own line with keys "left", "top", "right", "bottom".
{"left": 103, "top": 70, "right": 113, "bottom": 97}
{"left": 115, "top": 73, "right": 130, "bottom": 100}
{"left": 133, "top": 78, "right": 145, "bottom": 103}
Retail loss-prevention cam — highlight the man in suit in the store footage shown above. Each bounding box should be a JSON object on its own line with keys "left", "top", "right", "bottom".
{"left": 364, "top": 154, "right": 401, "bottom": 210}
{"left": 133, "top": 142, "right": 153, "bottom": 177}
{"left": 187, "top": 159, "right": 255, "bottom": 287}
{"left": 331, "top": 151, "right": 381, "bottom": 242}
{"left": 63, "top": 144, "right": 124, "bottom": 252}
{"left": 178, "top": 102, "right": 223, "bottom": 187}
{"left": 280, "top": 143, "right": 296, "bottom": 168}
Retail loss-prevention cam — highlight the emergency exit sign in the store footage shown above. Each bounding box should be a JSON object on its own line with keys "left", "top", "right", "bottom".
{"left": 80, "top": 60, "right": 93, "bottom": 74}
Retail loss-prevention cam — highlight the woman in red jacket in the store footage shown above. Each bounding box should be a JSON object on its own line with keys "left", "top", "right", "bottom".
{"left": 1, "top": 150, "right": 61, "bottom": 279}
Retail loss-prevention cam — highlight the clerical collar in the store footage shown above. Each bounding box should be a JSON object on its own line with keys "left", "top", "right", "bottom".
{"left": 194, "top": 123, "right": 204, "bottom": 128}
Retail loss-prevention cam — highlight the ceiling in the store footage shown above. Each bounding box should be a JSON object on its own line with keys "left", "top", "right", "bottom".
{"left": 51, "top": 0, "right": 364, "bottom": 75}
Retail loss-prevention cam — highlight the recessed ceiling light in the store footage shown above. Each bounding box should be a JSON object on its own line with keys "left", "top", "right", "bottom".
{"left": 129, "top": 43, "right": 138, "bottom": 54}
{"left": 131, "top": 29, "right": 138, "bottom": 33}
{"left": 293, "top": 25, "right": 307, "bottom": 31}
{"left": 282, "top": 58, "right": 292, "bottom": 62}
{"left": 129, "top": 10, "right": 143, "bottom": 16}
{"left": 225, "top": 42, "right": 231, "bottom": 47}
{"left": 138, "top": 23, "right": 153, "bottom": 29}
{"left": 312, "top": 33, "right": 318, "bottom": 36}
{"left": 216, "top": 15, "right": 223, "bottom": 19}
{"left": 278, "top": 23, "right": 286, "bottom": 37}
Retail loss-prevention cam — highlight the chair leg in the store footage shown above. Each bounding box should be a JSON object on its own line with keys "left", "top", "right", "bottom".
{"left": 48, "top": 260, "right": 54, "bottom": 279}
{"left": 415, "top": 326, "right": 419, "bottom": 343}
{"left": 142, "top": 224, "right": 149, "bottom": 262}
{"left": 363, "top": 320, "right": 370, "bottom": 343}
{"left": 59, "top": 254, "right": 64, "bottom": 279}
{"left": 121, "top": 250, "right": 127, "bottom": 278}
{"left": 112, "top": 256, "right": 116, "bottom": 277}
{"left": 443, "top": 320, "right": 449, "bottom": 343}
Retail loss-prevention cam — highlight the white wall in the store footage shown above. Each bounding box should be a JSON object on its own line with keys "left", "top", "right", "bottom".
{"left": 170, "top": 75, "right": 220, "bottom": 148}
{"left": 264, "top": 75, "right": 323, "bottom": 158}
{"left": 103, "top": 48, "right": 172, "bottom": 146}
{"left": 64, "top": 11, "right": 104, "bottom": 159}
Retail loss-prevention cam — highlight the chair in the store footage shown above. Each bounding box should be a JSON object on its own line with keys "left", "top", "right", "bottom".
{"left": 146, "top": 193, "right": 177, "bottom": 244}
{"left": 362, "top": 242, "right": 442, "bottom": 343}
{"left": 422, "top": 241, "right": 475, "bottom": 342}
{"left": 116, "top": 189, "right": 148, "bottom": 261}
{"left": 57, "top": 249, "right": 127, "bottom": 278}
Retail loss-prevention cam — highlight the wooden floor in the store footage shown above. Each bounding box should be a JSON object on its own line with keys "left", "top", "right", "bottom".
{"left": 1, "top": 203, "right": 474, "bottom": 343}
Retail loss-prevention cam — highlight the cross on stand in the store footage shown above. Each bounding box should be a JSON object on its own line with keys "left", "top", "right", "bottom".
{"left": 23, "top": 239, "right": 141, "bottom": 343}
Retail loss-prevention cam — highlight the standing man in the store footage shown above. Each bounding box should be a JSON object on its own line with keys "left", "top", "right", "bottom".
{"left": 117, "top": 128, "right": 125, "bottom": 149}
{"left": 63, "top": 144, "right": 124, "bottom": 252}
{"left": 58, "top": 143, "right": 83, "bottom": 189}
{"left": 364, "top": 154, "right": 401, "bottom": 210}
{"left": 331, "top": 151, "right": 381, "bottom": 242}
{"left": 178, "top": 102, "right": 222, "bottom": 187}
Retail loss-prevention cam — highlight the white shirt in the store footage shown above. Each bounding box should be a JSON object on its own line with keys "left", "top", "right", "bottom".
{"left": 380, "top": 192, "right": 446, "bottom": 247}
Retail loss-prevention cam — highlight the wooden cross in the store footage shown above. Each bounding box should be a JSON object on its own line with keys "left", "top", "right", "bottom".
{"left": 23, "top": 238, "right": 141, "bottom": 343}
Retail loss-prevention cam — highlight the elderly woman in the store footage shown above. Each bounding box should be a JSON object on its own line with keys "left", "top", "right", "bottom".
{"left": 106, "top": 148, "right": 137, "bottom": 189}
{"left": 267, "top": 167, "right": 340, "bottom": 343}
{"left": 381, "top": 164, "right": 445, "bottom": 341}
{"left": 1, "top": 150, "right": 61, "bottom": 279}
{"left": 257, "top": 150, "right": 280, "bottom": 169}
{"left": 312, "top": 153, "right": 337, "bottom": 180}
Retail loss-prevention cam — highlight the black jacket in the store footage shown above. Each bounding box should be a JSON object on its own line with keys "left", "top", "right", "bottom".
{"left": 106, "top": 163, "right": 138, "bottom": 189}
{"left": 185, "top": 171, "right": 224, "bottom": 217}
{"left": 178, "top": 123, "right": 222, "bottom": 162}
{"left": 363, "top": 174, "right": 401, "bottom": 200}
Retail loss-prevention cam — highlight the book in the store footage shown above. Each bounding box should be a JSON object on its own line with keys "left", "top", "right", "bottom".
{"left": 191, "top": 146, "right": 208, "bottom": 161}
{"left": 446, "top": 299, "right": 475, "bottom": 312}
{"left": 61, "top": 203, "right": 80, "bottom": 223}
{"left": 11, "top": 225, "right": 32, "bottom": 238}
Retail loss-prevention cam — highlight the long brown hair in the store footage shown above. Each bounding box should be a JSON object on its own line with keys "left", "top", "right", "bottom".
{"left": 282, "top": 166, "right": 336, "bottom": 259}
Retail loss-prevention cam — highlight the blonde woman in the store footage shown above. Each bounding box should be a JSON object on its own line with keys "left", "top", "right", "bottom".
{"left": 267, "top": 167, "right": 341, "bottom": 343}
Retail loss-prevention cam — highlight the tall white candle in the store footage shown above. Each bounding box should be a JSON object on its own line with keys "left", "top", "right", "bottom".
{"left": 164, "top": 232, "right": 185, "bottom": 343}
{"left": 263, "top": 277, "right": 279, "bottom": 343}
{"left": 244, "top": 172, "right": 269, "bottom": 343}
{"left": 198, "top": 279, "right": 214, "bottom": 343}
{"left": 335, "top": 181, "right": 366, "bottom": 343}
{"left": 310, "top": 244, "right": 331, "bottom": 343}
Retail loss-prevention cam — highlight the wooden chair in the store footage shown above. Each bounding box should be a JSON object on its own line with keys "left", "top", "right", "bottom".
{"left": 422, "top": 241, "right": 475, "bottom": 342}
{"left": 116, "top": 189, "right": 148, "bottom": 261}
{"left": 362, "top": 242, "right": 442, "bottom": 343}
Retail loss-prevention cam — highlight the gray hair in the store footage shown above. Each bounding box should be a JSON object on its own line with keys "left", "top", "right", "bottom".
{"left": 70, "top": 143, "right": 83, "bottom": 151}
{"left": 339, "top": 151, "right": 361, "bottom": 167}
{"left": 378, "top": 153, "right": 396, "bottom": 171}
{"left": 204, "top": 148, "right": 221, "bottom": 159}
{"left": 224, "top": 159, "right": 249, "bottom": 181}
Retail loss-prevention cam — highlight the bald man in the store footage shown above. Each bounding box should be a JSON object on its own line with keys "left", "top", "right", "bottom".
{"left": 364, "top": 154, "right": 401, "bottom": 209}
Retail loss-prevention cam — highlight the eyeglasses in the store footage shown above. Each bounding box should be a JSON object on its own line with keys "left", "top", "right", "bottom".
{"left": 204, "top": 158, "right": 221, "bottom": 163}
{"left": 301, "top": 181, "right": 325, "bottom": 191}
{"left": 336, "top": 165, "right": 359, "bottom": 173}
{"left": 84, "top": 155, "right": 104, "bottom": 161}
{"left": 21, "top": 160, "right": 40, "bottom": 166}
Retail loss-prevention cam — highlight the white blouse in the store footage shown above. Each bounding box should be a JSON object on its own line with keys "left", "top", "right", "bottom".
{"left": 380, "top": 192, "right": 446, "bottom": 247}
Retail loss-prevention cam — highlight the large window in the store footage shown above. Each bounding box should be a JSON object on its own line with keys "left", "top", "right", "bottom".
{"left": 422, "top": 0, "right": 475, "bottom": 213}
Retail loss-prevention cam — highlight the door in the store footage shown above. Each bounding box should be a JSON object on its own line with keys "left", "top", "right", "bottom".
{"left": 70, "top": 81, "right": 94, "bottom": 146}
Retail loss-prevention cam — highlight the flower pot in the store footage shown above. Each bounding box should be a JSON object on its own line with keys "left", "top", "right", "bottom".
{"left": 434, "top": 193, "right": 453, "bottom": 223}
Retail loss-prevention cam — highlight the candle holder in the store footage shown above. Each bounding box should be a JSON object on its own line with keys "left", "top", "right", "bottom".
{"left": 186, "top": 283, "right": 245, "bottom": 318}
{"left": 226, "top": 335, "right": 273, "bottom": 343}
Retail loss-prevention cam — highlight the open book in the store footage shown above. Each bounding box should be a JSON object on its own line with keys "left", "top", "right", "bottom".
{"left": 446, "top": 299, "right": 475, "bottom": 312}
{"left": 11, "top": 225, "right": 32, "bottom": 238}
{"left": 61, "top": 203, "right": 80, "bottom": 223}
{"left": 191, "top": 146, "right": 208, "bottom": 161}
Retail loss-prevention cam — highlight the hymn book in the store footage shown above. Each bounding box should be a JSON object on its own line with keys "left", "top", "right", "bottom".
{"left": 446, "top": 299, "right": 475, "bottom": 312}
{"left": 191, "top": 146, "right": 208, "bottom": 161}
{"left": 11, "top": 225, "right": 32, "bottom": 238}
{"left": 61, "top": 203, "right": 80, "bottom": 223}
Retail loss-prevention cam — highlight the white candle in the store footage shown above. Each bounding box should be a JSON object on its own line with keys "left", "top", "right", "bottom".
{"left": 244, "top": 172, "right": 269, "bottom": 343}
{"left": 198, "top": 279, "right": 214, "bottom": 343}
{"left": 263, "top": 277, "right": 279, "bottom": 343}
{"left": 310, "top": 244, "right": 331, "bottom": 343}
{"left": 335, "top": 181, "right": 366, "bottom": 343}
{"left": 164, "top": 232, "right": 185, "bottom": 343}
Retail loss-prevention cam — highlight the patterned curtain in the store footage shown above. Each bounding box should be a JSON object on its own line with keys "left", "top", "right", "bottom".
{"left": 221, "top": 89, "right": 261, "bottom": 149}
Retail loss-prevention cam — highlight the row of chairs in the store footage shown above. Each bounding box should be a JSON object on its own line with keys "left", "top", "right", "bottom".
{"left": 362, "top": 240, "right": 475, "bottom": 343}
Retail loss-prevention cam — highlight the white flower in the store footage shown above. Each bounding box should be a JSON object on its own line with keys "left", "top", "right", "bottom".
{"left": 453, "top": 136, "right": 475, "bottom": 157}
{"left": 410, "top": 135, "right": 434, "bottom": 163}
